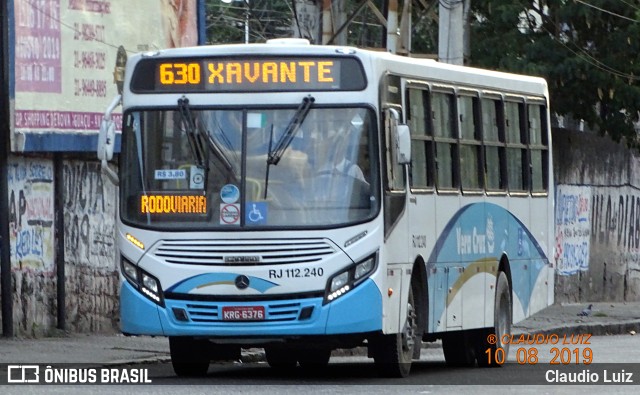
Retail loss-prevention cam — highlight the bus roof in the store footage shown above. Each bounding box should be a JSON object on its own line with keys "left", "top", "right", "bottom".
{"left": 128, "top": 40, "right": 548, "bottom": 98}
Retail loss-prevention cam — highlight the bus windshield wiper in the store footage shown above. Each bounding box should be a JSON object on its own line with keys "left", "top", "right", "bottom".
{"left": 263, "top": 95, "right": 314, "bottom": 198}
{"left": 178, "top": 96, "right": 207, "bottom": 169}
{"left": 267, "top": 95, "right": 314, "bottom": 165}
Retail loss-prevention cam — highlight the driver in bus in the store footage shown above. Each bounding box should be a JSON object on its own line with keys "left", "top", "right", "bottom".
{"left": 314, "top": 125, "right": 367, "bottom": 184}
{"left": 308, "top": 124, "right": 370, "bottom": 209}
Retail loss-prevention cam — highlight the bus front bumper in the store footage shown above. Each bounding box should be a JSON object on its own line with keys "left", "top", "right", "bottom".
{"left": 120, "top": 279, "right": 382, "bottom": 337}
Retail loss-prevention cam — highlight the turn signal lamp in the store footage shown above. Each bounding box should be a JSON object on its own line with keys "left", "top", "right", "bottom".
{"left": 126, "top": 233, "right": 145, "bottom": 250}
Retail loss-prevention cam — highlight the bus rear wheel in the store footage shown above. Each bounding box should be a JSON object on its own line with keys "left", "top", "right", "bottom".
{"left": 442, "top": 331, "right": 476, "bottom": 367}
{"left": 476, "top": 271, "right": 511, "bottom": 367}
{"left": 169, "top": 337, "right": 211, "bottom": 377}
{"left": 371, "top": 283, "right": 417, "bottom": 378}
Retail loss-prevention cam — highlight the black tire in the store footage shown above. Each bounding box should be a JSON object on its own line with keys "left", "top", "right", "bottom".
{"left": 442, "top": 331, "right": 476, "bottom": 367}
{"left": 265, "top": 345, "right": 298, "bottom": 370}
{"left": 169, "top": 337, "right": 211, "bottom": 377}
{"left": 372, "top": 283, "right": 418, "bottom": 378}
{"left": 476, "top": 271, "right": 512, "bottom": 367}
{"left": 297, "top": 348, "right": 332, "bottom": 369}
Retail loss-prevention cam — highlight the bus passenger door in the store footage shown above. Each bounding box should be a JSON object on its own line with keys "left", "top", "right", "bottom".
{"left": 382, "top": 107, "right": 412, "bottom": 333}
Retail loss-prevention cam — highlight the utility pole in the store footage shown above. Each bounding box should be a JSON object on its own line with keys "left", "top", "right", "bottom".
{"left": 318, "top": 0, "right": 412, "bottom": 54}
{"left": 438, "top": 0, "right": 468, "bottom": 65}
{"left": 0, "top": 0, "right": 14, "bottom": 337}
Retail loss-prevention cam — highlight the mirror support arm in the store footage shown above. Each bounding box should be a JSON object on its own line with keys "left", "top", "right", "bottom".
{"left": 97, "top": 94, "right": 121, "bottom": 185}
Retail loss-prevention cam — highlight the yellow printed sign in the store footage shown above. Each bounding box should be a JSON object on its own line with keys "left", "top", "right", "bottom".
{"left": 140, "top": 194, "right": 207, "bottom": 214}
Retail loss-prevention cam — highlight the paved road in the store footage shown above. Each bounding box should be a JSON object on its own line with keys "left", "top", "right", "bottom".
{"left": 2, "top": 334, "right": 639, "bottom": 394}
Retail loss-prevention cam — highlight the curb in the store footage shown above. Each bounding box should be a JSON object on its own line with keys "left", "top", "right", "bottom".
{"left": 513, "top": 320, "right": 640, "bottom": 337}
{"left": 236, "top": 321, "right": 640, "bottom": 364}
{"left": 102, "top": 320, "right": 640, "bottom": 367}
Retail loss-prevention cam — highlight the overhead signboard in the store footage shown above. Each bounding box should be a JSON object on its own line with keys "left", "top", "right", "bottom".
{"left": 10, "top": 0, "right": 200, "bottom": 152}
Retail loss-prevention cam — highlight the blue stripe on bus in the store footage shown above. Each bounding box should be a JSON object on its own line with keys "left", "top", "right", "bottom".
{"left": 426, "top": 202, "right": 549, "bottom": 331}
{"left": 165, "top": 272, "right": 279, "bottom": 294}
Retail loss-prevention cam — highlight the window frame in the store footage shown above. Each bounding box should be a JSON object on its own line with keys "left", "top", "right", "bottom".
{"left": 504, "top": 95, "right": 529, "bottom": 195}
{"left": 526, "top": 98, "right": 550, "bottom": 195}
{"left": 406, "top": 81, "right": 435, "bottom": 193}
{"left": 401, "top": 81, "right": 549, "bottom": 198}
{"left": 457, "top": 89, "right": 483, "bottom": 194}
{"left": 480, "top": 92, "right": 508, "bottom": 195}
{"left": 431, "top": 86, "right": 459, "bottom": 193}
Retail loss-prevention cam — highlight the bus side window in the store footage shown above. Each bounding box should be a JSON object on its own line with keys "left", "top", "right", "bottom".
{"left": 385, "top": 108, "right": 405, "bottom": 192}
{"left": 458, "top": 94, "right": 482, "bottom": 191}
{"left": 383, "top": 106, "right": 406, "bottom": 236}
{"left": 528, "top": 103, "right": 548, "bottom": 193}
{"left": 407, "top": 87, "right": 434, "bottom": 190}
{"left": 482, "top": 98, "right": 506, "bottom": 191}
{"left": 432, "top": 91, "right": 458, "bottom": 191}
{"left": 505, "top": 100, "right": 527, "bottom": 192}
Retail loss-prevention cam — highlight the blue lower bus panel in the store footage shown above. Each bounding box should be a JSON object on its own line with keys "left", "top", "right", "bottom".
{"left": 120, "top": 279, "right": 382, "bottom": 337}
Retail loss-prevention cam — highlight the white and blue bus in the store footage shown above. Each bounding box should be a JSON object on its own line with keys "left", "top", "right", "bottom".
{"left": 98, "top": 39, "right": 554, "bottom": 377}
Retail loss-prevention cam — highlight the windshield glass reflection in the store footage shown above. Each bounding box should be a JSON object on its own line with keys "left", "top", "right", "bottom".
{"left": 120, "top": 107, "right": 379, "bottom": 229}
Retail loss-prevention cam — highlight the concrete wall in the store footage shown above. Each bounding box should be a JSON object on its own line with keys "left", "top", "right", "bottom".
{"left": 554, "top": 128, "right": 640, "bottom": 303}
{"left": 62, "top": 160, "right": 119, "bottom": 332}
{"left": 1, "top": 155, "right": 118, "bottom": 336}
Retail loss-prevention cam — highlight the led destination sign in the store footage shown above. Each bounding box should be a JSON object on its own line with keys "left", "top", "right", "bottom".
{"left": 130, "top": 57, "right": 366, "bottom": 93}
{"left": 140, "top": 194, "right": 207, "bottom": 215}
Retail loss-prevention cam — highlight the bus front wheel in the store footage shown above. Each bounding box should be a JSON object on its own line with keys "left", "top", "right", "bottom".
{"left": 297, "top": 347, "right": 332, "bottom": 369}
{"left": 265, "top": 345, "right": 298, "bottom": 370}
{"left": 169, "top": 337, "right": 211, "bottom": 377}
{"left": 371, "top": 283, "right": 417, "bottom": 378}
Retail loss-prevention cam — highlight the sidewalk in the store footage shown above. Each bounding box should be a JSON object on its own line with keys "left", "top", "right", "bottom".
{"left": 0, "top": 302, "right": 639, "bottom": 366}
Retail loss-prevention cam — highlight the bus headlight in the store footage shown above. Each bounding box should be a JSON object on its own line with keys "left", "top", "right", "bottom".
{"left": 354, "top": 256, "right": 375, "bottom": 280}
{"left": 122, "top": 259, "right": 139, "bottom": 283}
{"left": 121, "top": 256, "right": 164, "bottom": 306}
{"left": 330, "top": 272, "right": 349, "bottom": 292}
{"left": 324, "top": 252, "right": 377, "bottom": 304}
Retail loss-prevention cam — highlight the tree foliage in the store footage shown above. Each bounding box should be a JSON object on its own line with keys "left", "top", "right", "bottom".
{"left": 202, "top": 1, "right": 640, "bottom": 145}
{"left": 469, "top": 0, "right": 640, "bottom": 145}
{"left": 203, "top": 0, "right": 417, "bottom": 48}
{"left": 204, "top": 0, "right": 295, "bottom": 44}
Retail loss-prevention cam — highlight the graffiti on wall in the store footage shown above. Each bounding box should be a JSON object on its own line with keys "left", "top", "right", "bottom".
{"left": 591, "top": 186, "right": 640, "bottom": 272}
{"left": 555, "top": 185, "right": 591, "bottom": 275}
{"left": 7, "top": 157, "right": 55, "bottom": 271}
{"left": 63, "top": 160, "right": 117, "bottom": 268}
{"left": 591, "top": 187, "right": 640, "bottom": 250}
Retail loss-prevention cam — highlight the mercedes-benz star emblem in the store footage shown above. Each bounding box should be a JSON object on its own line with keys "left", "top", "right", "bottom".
{"left": 235, "top": 275, "right": 250, "bottom": 290}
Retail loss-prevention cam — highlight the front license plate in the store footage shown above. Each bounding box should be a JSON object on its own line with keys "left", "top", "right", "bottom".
{"left": 222, "top": 306, "right": 265, "bottom": 321}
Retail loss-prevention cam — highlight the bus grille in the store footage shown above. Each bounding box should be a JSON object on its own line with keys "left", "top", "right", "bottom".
{"left": 151, "top": 238, "right": 336, "bottom": 266}
{"left": 185, "top": 302, "right": 302, "bottom": 322}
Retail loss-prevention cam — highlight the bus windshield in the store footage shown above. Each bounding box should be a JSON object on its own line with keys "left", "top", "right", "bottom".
{"left": 120, "top": 106, "right": 379, "bottom": 229}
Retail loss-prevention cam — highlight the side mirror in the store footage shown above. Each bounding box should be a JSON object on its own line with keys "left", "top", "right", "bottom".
{"left": 97, "top": 117, "right": 116, "bottom": 162}
{"left": 97, "top": 94, "right": 121, "bottom": 185}
{"left": 394, "top": 124, "right": 411, "bottom": 165}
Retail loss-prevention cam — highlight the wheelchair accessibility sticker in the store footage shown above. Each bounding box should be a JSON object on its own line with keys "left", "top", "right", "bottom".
{"left": 246, "top": 202, "right": 267, "bottom": 225}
